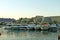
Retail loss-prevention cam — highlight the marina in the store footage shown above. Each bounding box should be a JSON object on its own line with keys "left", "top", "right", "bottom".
{"left": 1, "top": 23, "right": 60, "bottom": 32}
{"left": 0, "top": 17, "right": 59, "bottom": 40}
{"left": 0, "top": 20, "right": 59, "bottom": 40}
{"left": 0, "top": 15, "right": 60, "bottom": 40}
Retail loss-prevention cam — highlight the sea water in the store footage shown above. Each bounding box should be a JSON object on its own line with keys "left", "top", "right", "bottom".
{"left": 0, "top": 29, "right": 58, "bottom": 40}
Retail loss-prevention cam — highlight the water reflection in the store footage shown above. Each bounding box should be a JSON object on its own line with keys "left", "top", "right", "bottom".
{"left": 0, "top": 29, "right": 58, "bottom": 40}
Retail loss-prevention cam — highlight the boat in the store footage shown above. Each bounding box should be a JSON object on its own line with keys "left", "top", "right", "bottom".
{"left": 3, "top": 23, "right": 36, "bottom": 30}
{"left": 35, "top": 25, "right": 41, "bottom": 30}
{"left": 41, "top": 22, "right": 50, "bottom": 31}
{"left": 26, "top": 24, "right": 35, "bottom": 30}
{"left": 57, "top": 23, "right": 60, "bottom": 30}
{"left": 3, "top": 24, "right": 28, "bottom": 30}
{"left": 48, "top": 24, "right": 57, "bottom": 32}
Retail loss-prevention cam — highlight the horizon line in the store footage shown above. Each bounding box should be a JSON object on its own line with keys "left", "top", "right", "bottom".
{"left": 0, "top": 15, "right": 60, "bottom": 20}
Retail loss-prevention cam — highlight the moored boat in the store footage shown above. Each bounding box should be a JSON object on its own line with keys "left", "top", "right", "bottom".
{"left": 4, "top": 24, "right": 28, "bottom": 30}
{"left": 41, "top": 22, "right": 50, "bottom": 31}
{"left": 48, "top": 24, "right": 57, "bottom": 32}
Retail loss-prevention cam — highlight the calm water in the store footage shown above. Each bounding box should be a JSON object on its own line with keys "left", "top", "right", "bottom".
{"left": 0, "top": 29, "right": 58, "bottom": 40}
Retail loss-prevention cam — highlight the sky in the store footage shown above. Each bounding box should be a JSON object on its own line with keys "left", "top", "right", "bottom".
{"left": 0, "top": 0, "right": 60, "bottom": 19}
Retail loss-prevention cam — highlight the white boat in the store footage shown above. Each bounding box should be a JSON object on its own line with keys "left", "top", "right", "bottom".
{"left": 3, "top": 23, "right": 36, "bottom": 30}
{"left": 56, "top": 24, "right": 60, "bottom": 30}
{"left": 26, "top": 24, "right": 36, "bottom": 30}
{"left": 35, "top": 25, "right": 41, "bottom": 30}
{"left": 41, "top": 22, "right": 50, "bottom": 31}
{"left": 41, "top": 25, "right": 49, "bottom": 31}
{"left": 48, "top": 24, "right": 57, "bottom": 32}
{"left": 3, "top": 24, "right": 28, "bottom": 30}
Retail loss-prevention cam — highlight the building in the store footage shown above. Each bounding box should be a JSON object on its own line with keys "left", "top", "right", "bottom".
{"left": 50, "top": 16, "right": 60, "bottom": 23}
{"left": 0, "top": 18, "right": 16, "bottom": 23}
{"left": 43, "top": 17, "right": 52, "bottom": 24}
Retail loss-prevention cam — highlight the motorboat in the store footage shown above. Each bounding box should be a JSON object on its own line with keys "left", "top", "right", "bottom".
{"left": 48, "top": 24, "right": 57, "bottom": 32}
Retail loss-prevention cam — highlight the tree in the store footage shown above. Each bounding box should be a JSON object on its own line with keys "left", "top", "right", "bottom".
{"left": 53, "top": 21, "right": 57, "bottom": 24}
{"left": 17, "top": 18, "right": 23, "bottom": 23}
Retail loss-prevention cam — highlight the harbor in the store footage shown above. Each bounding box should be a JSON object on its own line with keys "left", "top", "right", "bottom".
{"left": 0, "top": 16, "right": 60, "bottom": 40}
{"left": 1, "top": 23, "right": 60, "bottom": 32}
{"left": 0, "top": 16, "right": 60, "bottom": 32}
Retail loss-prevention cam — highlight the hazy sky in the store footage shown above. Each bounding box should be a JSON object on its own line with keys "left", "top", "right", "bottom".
{"left": 0, "top": 0, "right": 60, "bottom": 19}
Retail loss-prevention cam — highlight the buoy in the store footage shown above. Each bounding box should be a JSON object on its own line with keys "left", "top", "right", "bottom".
{"left": 58, "top": 35, "right": 60, "bottom": 40}
{"left": 0, "top": 33, "right": 1, "bottom": 36}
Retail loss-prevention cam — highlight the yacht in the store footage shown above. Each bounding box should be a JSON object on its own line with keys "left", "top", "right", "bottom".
{"left": 48, "top": 24, "right": 57, "bottom": 32}
{"left": 3, "top": 23, "right": 36, "bottom": 30}
{"left": 3, "top": 24, "right": 28, "bottom": 30}
{"left": 41, "top": 22, "right": 50, "bottom": 31}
